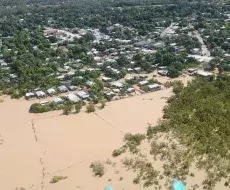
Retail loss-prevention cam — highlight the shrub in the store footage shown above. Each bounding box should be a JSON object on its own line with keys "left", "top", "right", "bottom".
{"left": 90, "top": 161, "right": 105, "bottom": 177}
{"left": 74, "top": 103, "right": 82, "bottom": 113}
{"left": 50, "top": 176, "right": 67, "bottom": 184}
{"left": 100, "top": 99, "right": 106, "bottom": 109}
{"left": 112, "top": 147, "right": 125, "bottom": 157}
{"left": 86, "top": 102, "right": 95, "bottom": 113}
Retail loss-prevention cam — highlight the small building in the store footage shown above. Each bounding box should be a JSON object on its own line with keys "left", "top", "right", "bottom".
{"left": 35, "top": 91, "right": 46, "bottom": 98}
{"left": 47, "top": 88, "right": 56, "bottom": 96}
{"left": 191, "top": 48, "right": 200, "bottom": 54}
{"left": 147, "top": 84, "right": 161, "bottom": 91}
{"left": 138, "top": 80, "right": 149, "bottom": 86}
{"left": 111, "top": 81, "right": 125, "bottom": 88}
{"left": 86, "top": 81, "right": 95, "bottom": 87}
{"left": 58, "top": 85, "right": 68, "bottom": 93}
{"left": 76, "top": 91, "right": 90, "bottom": 100}
{"left": 158, "top": 70, "right": 168, "bottom": 76}
{"left": 25, "top": 92, "right": 36, "bottom": 100}
{"left": 196, "top": 70, "right": 213, "bottom": 77}
{"left": 139, "top": 74, "right": 147, "bottom": 79}
{"left": 113, "top": 89, "right": 120, "bottom": 93}
{"left": 187, "top": 68, "right": 196, "bottom": 73}
{"left": 65, "top": 94, "right": 80, "bottom": 103}
{"left": 127, "top": 68, "right": 133, "bottom": 73}
{"left": 127, "top": 87, "right": 135, "bottom": 93}
{"left": 40, "top": 100, "right": 49, "bottom": 106}
{"left": 53, "top": 97, "right": 64, "bottom": 104}
{"left": 68, "top": 86, "right": 77, "bottom": 91}
{"left": 134, "top": 67, "right": 141, "bottom": 73}
{"left": 102, "top": 76, "right": 112, "bottom": 82}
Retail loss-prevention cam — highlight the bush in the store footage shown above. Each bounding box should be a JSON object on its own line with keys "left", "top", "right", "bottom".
{"left": 74, "top": 103, "right": 82, "bottom": 113}
{"left": 100, "top": 99, "right": 106, "bottom": 109}
{"left": 112, "top": 147, "right": 126, "bottom": 157}
{"left": 90, "top": 161, "right": 105, "bottom": 177}
{"left": 50, "top": 176, "right": 67, "bottom": 184}
{"left": 29, "top": 103, "right": 52, "bottom": 113}
{"left": 86, "top": 102, "right": 95, "bottom": 113}
{"left": 171, "top": 80, "right": 184, "bottom": 94}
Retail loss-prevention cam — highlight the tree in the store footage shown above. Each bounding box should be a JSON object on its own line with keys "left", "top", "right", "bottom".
{"left": 48, "top": 36, "right": 58, "bottom": 43}
{"left": 74, "top": 103, "right": 82, "bottom": 113}
{"left": 167, "top": 66, "right": 180, "bottom": 78}
{"left": 117, "top": 55, "right": 130, "bottom": 67}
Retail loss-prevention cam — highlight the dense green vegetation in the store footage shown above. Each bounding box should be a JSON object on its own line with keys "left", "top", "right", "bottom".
{"left": 0, "top": 0, "right": 229, "bottom": 97}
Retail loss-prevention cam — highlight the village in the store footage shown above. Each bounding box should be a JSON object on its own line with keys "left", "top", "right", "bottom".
{"left": 12, "top": 23, "right": 214, "bottom": 113}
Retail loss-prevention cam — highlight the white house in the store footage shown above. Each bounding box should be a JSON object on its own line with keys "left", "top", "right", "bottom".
{"left": 47, "top": 88, "right": 56, "bottom": 96}
{"left": 35, "top": 91, "right": 46, "bottom": 98}
{"left": 147, "top": 84, "right": 161, "bottom": 91}
{"left": 111, "top": 81, "right": 125, "bottom": 88}
{"left": 76, "top": 91, "right": 90, "bottom": 100}
{"left": 138, "top": 80, "right": 149, "bottom": 86}
{"left": 65, "top": 94, "right": 80, "bottom": 102}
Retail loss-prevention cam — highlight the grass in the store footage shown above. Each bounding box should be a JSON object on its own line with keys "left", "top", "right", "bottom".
{"left": 90, "top": 161, "right": 105, "bottom": 177}
{"left": 50, "top": 176, "right": 67, "bottom": 184}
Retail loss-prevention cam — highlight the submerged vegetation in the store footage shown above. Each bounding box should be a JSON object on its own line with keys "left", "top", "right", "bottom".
{"left": 50, "top": 176, "right": 67, "bottom": 184}
{"left": 90, "top": 161, "right": 105, "bottom": 177}
{"left": 110, "top": 76, "right": 230, "bottom": 189}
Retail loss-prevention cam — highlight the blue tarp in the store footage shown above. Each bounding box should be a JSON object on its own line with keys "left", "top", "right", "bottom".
{"left": 104, "top": 186, "right": 113, "bottom": 190}
{"left": 172, "top": 180, "right": 185, "bottom": 190}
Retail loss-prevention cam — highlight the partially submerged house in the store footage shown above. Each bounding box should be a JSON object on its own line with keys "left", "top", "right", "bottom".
{"left": 25, "top": 92, "right": 36, "bottom": 100}
{"left": 35, "top": 91, "right": 46, "bottom": 98}
{"left": 47, "top": 88, "right": 56, "bottom": 96}
{"left": 138, "top": 80, "right": 149, "bottom": 86}
{"left": 53, "top": 97, "right": 64, "bottom": 104}
{"left": 111, "top": 81, "right": 125, "bottom": 88}
{"left": 76, "top": 91, "right": 90, "bottom": 100}
{"left": 58, "top": 85, "right": 68, "bottom": 93}
{"left": 65, "top": 94, "right": 80, "bottom": 103}
{"left": 147, "top": 84, "right": 161, "bottom": 91}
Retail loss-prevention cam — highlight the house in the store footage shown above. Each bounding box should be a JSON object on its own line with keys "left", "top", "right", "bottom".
{"left": 102, "top": 76, "right": 112, "bottom": 82}
{"left": 196, "top": 70, "right": 213, "bottom": 77}
{"left": 191, "top": 48, "right": 200, "bottom": 54}
{"left": 147, "top": 84, "right": 161, "bottom": 91}
{"left": 138, "top": 80, "right": 149, "bottom": 86}
{"left": 96, "top": 62, "right": 104, "bottom": 67}
{"left": 187, "top": 68, "right": 196, "bottom": 73}
{"left": 47, "top": 88, "right": 56, "bottom": 96}
{"left": 113, "top": 89, "right": 120, "bottom": 93}
{"left": 86, "top": 81, "right": 95, "bottom": 87}
{"left": 125, "top": 76, "right": 134, "bottom": 81}
{"left": 111, "top": 81, "right": 125, "bottom": 88}
{"left": 127, "top": 87, "right": 135, "bottom": 93}
{"left": 139, "top": 74, "right": 147, "bottom": 79}
{"left": 94, "top": 56, "right": 101, "bottom": 62}
{"left": 40, "top": 100, "right": 49, "bottom": 106}
{"left": 105, "top": 91, "right": 115, "bottom": 96}
{"left": 25, "top": 92, "right": 36, "bottom": 100}
{"left": 56, "top": 75, "right": 65, "bottom": 81}
{"left": 58, "top": 85, "right": 68, "bottom": 93}
{"left": 65, "top": 94, "right": 80, "bottom": 102}
{"left": 35, "top": 91, "right": 46, "bottom": 98}
{"left": 134, "top": 67, "right": 141, "bottom": 73}
{"left": 53, "top": 97, "right": 63, "bottom": 104}
{"left": 76, "top": 91, "right": 90, "bottom": 100}
{"left": 127, "top": 68, "right": 133, "bottom": 73}
{"left": 68, "top": 86, "right": 77, "bottom": 91}
{"left": 158, "top": 70, "right": 168, "bottom": 76}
